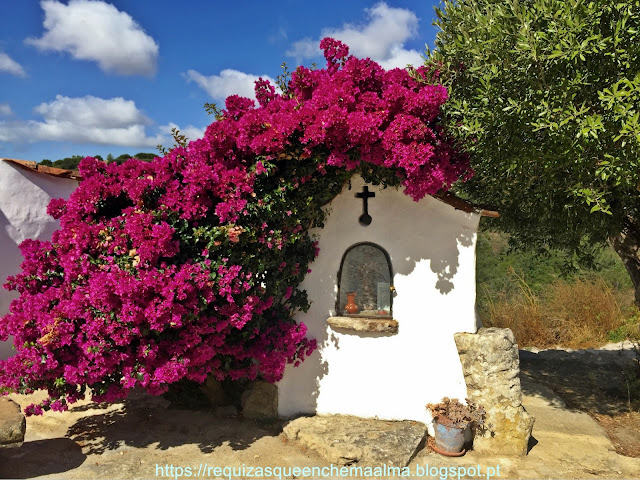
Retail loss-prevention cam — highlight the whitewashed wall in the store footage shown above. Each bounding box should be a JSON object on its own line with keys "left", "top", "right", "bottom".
{"left": 0, "top": 160, "right": 78, "bottom": 359}
{"left": 277, "top": 175, "right": 481, "bottom": 428}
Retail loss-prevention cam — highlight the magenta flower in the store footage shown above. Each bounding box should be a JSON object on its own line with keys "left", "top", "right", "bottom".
{"left": 0, "top": 37, "right": 469, "bottom": 415}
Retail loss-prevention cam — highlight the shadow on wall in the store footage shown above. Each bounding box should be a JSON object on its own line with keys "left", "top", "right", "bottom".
{"left": 283, "top": 202, "right": 477, "bottom": 414}
{"left": 0, "top": 163, "right": 78, "bottom": 359}
{"left": 1, "top": 162, "right": 76, "bottom": 243}
{"left": 0, "top": 208, "right": 21, "bottom": 308}
{"left": 4, "top": 161, "right": 78, "bottom": 204}
{"left": 389, "top": 211, "right": 476, "bottom": 295}
{"left": 0, "top": 208, "right": 20, "bottom": 360}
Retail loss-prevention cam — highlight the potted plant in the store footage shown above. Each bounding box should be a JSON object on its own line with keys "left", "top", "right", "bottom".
{"left": 426, "top": 397, "right": 486, "bottom": 456}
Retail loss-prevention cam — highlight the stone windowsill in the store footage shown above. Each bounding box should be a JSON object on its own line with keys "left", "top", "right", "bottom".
{"left": 327, "top": 316, "right": 398, "bottom": 334}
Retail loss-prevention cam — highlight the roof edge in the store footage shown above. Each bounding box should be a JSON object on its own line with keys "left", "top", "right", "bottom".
{"left": 431, "top": 191, "right": 500, "bottom": 218}
{"left": 2, "top": 158, "right": 80, "bottom": 180}
{"left": 1, "top": 159, "right": 499, "bottom": 217}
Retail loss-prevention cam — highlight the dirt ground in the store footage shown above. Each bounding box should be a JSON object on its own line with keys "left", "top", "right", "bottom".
{"left": 519, "top": 342, "right": 640, "bottom": 457}
{"left": 1, "top": 389, "right": 332, "bottom": 479}
{"left": 1, "top": 344, "right": 639, "bottom": 479}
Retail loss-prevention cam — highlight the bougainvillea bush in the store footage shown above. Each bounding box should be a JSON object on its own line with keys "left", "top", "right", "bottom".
{"left": 0, "top": 38, "right": 469, "bottom": 415}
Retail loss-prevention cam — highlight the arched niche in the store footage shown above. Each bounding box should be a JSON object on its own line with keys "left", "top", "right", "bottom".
{"left": 328, "top": 242, "right": 398, "bottom": 334}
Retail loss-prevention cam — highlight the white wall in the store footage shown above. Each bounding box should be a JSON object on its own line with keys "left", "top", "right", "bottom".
{"left": 277, "top": 175, "right": 481, "bottom": 428}
{"left": 0, "top": 160, "right": 78, "bottom": 359}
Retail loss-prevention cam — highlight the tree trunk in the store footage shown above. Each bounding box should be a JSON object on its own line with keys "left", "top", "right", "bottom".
{"left": 610, "top": 216, "right": 640, "bottom": 308}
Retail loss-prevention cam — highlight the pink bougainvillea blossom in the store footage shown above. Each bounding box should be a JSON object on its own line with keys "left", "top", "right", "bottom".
{"left": 0, "top": 38, "right": 469, "bottom": 415}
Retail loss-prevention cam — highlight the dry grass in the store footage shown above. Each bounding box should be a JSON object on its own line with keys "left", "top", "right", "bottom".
{"left": 481, "top": 269, "right": 630, "bottom": 349}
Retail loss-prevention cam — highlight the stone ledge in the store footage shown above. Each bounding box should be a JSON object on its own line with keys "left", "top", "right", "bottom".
{"left": 327, "top": 316, "right": 398, "bottom": 334}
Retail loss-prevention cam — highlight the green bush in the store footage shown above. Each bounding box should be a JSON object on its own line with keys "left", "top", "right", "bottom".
{"left": 476, "top": 228, "right": 637, "bottom": 348}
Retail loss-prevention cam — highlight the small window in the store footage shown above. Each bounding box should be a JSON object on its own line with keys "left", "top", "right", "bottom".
{"left": 337, "top": 242, "right": 393, "bottom": 318}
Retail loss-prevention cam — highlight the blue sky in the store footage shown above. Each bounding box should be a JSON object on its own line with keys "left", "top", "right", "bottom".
{"left": 0, "top": 0, "right": 441, "bottom": 162}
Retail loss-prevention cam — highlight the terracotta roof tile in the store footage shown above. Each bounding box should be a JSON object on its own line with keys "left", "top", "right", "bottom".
{"left": 1, "top": 158, "right": 80, "bottom": 180}
{"left": 432, "top": 191, "right": 499, "bottom": 218}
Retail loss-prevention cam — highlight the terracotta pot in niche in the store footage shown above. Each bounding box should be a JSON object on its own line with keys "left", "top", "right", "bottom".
{"left": 344, "top": 292, "right": 358, "bottom": 314}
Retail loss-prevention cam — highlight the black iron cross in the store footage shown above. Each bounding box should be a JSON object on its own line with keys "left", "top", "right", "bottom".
{"left": 356, "top": 186, "right": 375, "bottom": 226}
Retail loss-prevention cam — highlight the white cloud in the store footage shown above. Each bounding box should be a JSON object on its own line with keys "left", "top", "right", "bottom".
{"left": 161, "top": 122, "right": 206, "bottom": 143}
{"left": 185, "top": 69, "right": 276, "bottom": 102}
{"left": 376, "top": 46, "right": 424, "bottom": 71}
{"left": 25, "top": 0, "right": 158, "bottom": 76}
{"left": 0, "top": 95, "right": 165, "bottom": 147}
{"left": 286, "top": 39, "right": 318, "bottom": 60}
{"left": 286, "top": 2, "right": 423, "bottom": 69}
{"left": 34, "top": 94, "right": 150, "bottom": 128}
{"left": 0, "top": 103, "right": 13, "bottom": 116}
{"left": 0, "top": 52, "right": 27, "bottom": 77}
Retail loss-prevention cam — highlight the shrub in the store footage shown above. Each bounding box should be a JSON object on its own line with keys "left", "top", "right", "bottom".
{"left": 0, "top": 38, "right": 469, "bottom": 415}
{"left": 546, "top": 277, "right": 621, "bottom": 346}
{"left": 482, "top": 270, "right": 627, "bottom": 349}
{"left": 426, "top": 397, "right": 486, "bottom": 430}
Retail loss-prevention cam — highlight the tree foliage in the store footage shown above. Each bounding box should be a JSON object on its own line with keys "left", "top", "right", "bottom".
{"left": 39, "top": 153, "right": 157, "bottom": 170}
{"left": 39, "top": 155, "right": 85, "bottom": 171}
{"left": 429, "top": 0, "right": 640, "bottom": 257}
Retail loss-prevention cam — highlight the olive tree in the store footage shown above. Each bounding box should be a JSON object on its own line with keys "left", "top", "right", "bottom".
{"left": 428, "top": 0, "right": 640, "bottom": 303}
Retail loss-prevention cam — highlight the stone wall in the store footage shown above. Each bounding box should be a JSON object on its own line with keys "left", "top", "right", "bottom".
{"left": 454, "top": 327, "right": 534, "bottom": 456}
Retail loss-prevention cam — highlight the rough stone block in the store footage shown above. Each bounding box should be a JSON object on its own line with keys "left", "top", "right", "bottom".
{"left": 473, "top": 405, "right": 534, "bottom": 457}
{"left": 241, "top": 381, "right": 278, "bottom": 420}
{"left": 284, "top": 415, "right": 427, "bottom": 466}
{"left": 200, "top": 376, "right": 231, "bottom": 407}
{"left": 454, "top": 327, "right": 535, "bottom": 456}
{"left": 0, "top": 397, "right": 26, "bottom": 449}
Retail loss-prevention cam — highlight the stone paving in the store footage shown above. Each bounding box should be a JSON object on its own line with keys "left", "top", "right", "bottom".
{"left": 0, "top": 374, "right": 639, "bottom": 479}
{"left": 408, "top": 376, "right": 640, "bottom": 479}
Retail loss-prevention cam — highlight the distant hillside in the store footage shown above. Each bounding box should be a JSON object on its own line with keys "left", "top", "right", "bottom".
{"left": 39, "top": 152, "right": 157, "bottom": 170}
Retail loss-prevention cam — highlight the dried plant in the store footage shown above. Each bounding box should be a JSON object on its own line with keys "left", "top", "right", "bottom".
{"left": 426, "top": 397, "right": 487, "bottom": 430}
